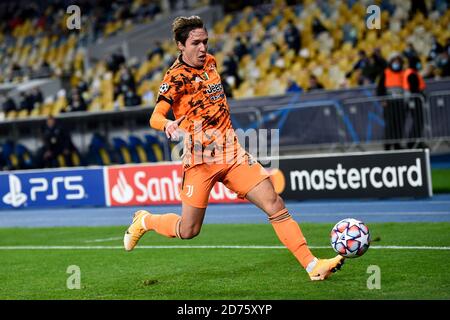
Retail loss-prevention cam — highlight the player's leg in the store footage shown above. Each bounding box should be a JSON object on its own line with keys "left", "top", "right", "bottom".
{"left": 124, "top": 164, "right": 214, "bottom": 250}
{"left": 123, "top": 204, "right": 206, "bottom": 251}
{"left": 244, "top": 178, "right": 317, "bottom": 269}
{"left": 178, "top": 202, "right": 207, "bottom": 239}
{"left": 245, "top": 178, "right": 344, "bottom": 280}
{"left": 223, "top": 159, "right": 344, "bottom": 280}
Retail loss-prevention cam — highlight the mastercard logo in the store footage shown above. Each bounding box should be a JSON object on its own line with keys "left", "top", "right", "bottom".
{"left": 268, "top": 168, "right": 286, "bottom": 194}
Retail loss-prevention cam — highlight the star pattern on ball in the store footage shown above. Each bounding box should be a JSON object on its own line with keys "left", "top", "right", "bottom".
{"left": 358, "top": 230, "right": 370, "bottom": 247}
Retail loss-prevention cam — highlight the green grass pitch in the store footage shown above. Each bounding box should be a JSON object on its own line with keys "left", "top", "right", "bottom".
{"left": 0, "top": 223, "right": 449, "bottom": 300}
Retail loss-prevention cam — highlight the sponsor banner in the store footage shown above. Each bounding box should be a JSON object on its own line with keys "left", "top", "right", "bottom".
{"left": 105, "top": 163, "right": 245, "bottom": 207}
{"left": 269, "top": 149, "right": 432, "bottom": 200}
{"left": 0, "top": 168, "right": 106, "bottom": 209}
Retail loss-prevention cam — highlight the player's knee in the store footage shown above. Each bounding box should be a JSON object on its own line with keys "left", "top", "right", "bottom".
{"left": 266, "top": 194, "right": 285, "bottom": 216}
{"left": 180, "top": 227, "right": 201, "bottom": 239}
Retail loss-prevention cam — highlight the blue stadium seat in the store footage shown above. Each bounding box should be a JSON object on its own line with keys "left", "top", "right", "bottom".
{"left": 112, "top": 137, "right": 133, "bottom": 164}
{"left": 128, "top": 135, "right": 148, "bottom": 163}
{"left": 87, "top": 133, "right": 115, "bottom": 165}
{"left": 144, "top": 134, "right": 165, "bottom": 162}
{"left": 1, "top": 141, "right": 20, "bottom": 170}
{"left": 15, "top": 143, "right": 35, "bottom": 169}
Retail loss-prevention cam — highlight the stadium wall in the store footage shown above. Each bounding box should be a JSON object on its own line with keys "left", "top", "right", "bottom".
{"left": 0, "top": 149, "right": 431, "bottom": 210}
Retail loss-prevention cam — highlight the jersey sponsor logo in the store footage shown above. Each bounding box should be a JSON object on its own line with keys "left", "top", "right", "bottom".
{"left": 206, "top": 83, "right": 223, "bottom": 95}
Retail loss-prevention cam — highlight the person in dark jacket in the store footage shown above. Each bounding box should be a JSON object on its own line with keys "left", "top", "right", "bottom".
{"left": 376, "top": 53, "right": 405, "bottom": 150}
{"left": 38, "top": 116, "right": 80, "bottom": 167}
{"left": 403, "top": 56, "right": 427, "bottom": 149}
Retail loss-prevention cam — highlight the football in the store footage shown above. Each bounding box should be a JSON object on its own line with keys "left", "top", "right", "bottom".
{"left": 330, "top": 218, "right": 371, "bottom": 258}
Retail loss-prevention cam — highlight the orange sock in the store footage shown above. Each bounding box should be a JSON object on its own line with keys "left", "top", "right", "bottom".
{"left": 269, "top": 208, "right": 316, "bottom": 269}
{"left": 143, "top": 213, "right": 181, "bottom": 238}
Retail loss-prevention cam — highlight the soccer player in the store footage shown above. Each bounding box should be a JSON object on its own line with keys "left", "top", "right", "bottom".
{"left": 124, "top": 16, "right": 344, "bottom": 280}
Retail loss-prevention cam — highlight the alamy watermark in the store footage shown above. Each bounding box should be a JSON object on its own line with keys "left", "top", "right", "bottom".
{"left": 66, "top": 265, "right": 81, "bottom": 289}
{"left": 366, "top": 265, "right": 381, "bottom": 289}
{"left": 366, "top": 5, "right": 381, "bottom": 30}
{"left": 66, "top": 5, "right": 81, "bottom": 30}
{"left": 170, "top": 123, "right": 280, "bottom": 169}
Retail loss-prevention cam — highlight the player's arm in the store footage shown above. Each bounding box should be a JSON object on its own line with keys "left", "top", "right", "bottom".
{"left": 149, "top": 100, "right": 185, "bottom": 140}
{"left": 149, "top": 100, "right": 171, "bottom": 131}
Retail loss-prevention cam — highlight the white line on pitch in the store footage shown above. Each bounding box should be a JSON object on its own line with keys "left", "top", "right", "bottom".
{"left": 0, "top": 245, "right": 449, "bottom": 250}
{"left": 84, "top": 237, "right": 123, "bottom": 243}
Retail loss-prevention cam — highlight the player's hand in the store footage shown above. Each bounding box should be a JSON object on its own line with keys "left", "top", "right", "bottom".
{"left": 164, "top": 115, "right": 186, "bottom": 140}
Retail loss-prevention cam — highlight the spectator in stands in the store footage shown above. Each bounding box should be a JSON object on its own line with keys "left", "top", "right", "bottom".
{"left": 76, "top": 80, "right": 89, "bottom": 95}
{"left": 346, "top": 50, "right": 371, "bottom": 85}
{"left": 221, "top": 73, "right": 234, "bottom": 98}
{"left": 284, "top": 19, "right": 301, "bottom": 55}
{"left": 233, "top": 36, "right": 249, "bottom": 61}
{"left": 38, "top": 115, "right": 80, "bottom": 168}
{"left": 107, "top": 50, "right": 126, "bottom": 73}
{"left": 222, "top": 52, "right": 241, "bottom": 88}
{"left": 18, "top": 92, "right": 34, "bottom": 113}
{"left": 38, "top": 61, "right": 52, "bottom": 78}
{"left": 436, "top": 50, "right": 450, "bottom": 77}
{"left": 377, "top": 53, "right": 406, "bottom": 150}
{"left": 428, "top": 36, "right": 444, "bottom": 62}
{"left": 65, "top": 88, "right": 87, "bottom": 113}
{"left": 312, "top": 17, "right": 327, "bottom": 38}
{"left": 308, "top": 75, "right": 324, "bottom": 91}
{"left": 147, "top": 41, "right": 164, "bottom": 60}
{"left": 270, "top": 43, "right": 284, "bottom": 70}
{"left": 422, "top": 61, "right": 437, "bottom": 79}
{"left": 1, "top": 94, "right": 17, "bottom": 114}
{"left": 403, "top": 56, "right": 427, "bottom": 149}
{"left": 410, "top": 0, "right": 428, "bottom": 19}
{"left": 286, "top": 77, "right": 303, "bottom": 94}
{"left": 118, "top": 64, "right": 137, "bottom": 94}
{"left": 11, "top": 63, "right": 23, "bottom": 79}
{"left": 403, "top": 43, "right": 419, "bottom": 61}
{"left": 30, "top": 87, "right": 44, "bottom": 106}
{"left": 124, "top": 89, "right": 142, "bottom": 107}
{"left": 342, "top": 22, "right": 357, "bottom": 46}
{"left": 370, "top": 48, "right": 388, "bottom": 80}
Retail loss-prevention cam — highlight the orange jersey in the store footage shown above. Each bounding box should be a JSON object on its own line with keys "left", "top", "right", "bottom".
{"left": 153, "top": 54, "right": 242, "bottom": 167}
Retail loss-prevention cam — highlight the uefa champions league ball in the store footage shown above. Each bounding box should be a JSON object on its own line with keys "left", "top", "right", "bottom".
{"left": 330, "top": 218, "right": 371, "bottom": 258}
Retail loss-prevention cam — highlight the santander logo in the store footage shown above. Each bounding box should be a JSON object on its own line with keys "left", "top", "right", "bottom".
{"left": 111, "top": 171, "right": 134, "bottom": 203}
{"left": 106, "top": 164, "right": 244, "bottom": 206}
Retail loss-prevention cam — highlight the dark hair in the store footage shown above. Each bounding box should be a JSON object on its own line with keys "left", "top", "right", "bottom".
{"left": 172, "top": 16, "right": 205, "bottom": 45}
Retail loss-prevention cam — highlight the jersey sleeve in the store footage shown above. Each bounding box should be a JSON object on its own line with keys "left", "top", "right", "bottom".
{"left": 149, "top": 100, "right": 171, "bottom": 131}
{"left": 156, "top": 69, "right": 183, "bottom": 106}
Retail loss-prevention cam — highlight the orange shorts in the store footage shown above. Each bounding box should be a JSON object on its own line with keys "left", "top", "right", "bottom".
{"left": 180, "top": 153, "right": 269, "bottom": 208}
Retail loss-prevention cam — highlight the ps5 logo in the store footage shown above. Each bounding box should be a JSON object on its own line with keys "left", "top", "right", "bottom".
{"left": 2, "top": 174, "right": 85, "bottom": 208}
{"left": 3, "top": 175, "right": 27, "bottom": 208}
{"left": 29, "top": 176, "right": 85, "bottom": 201}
